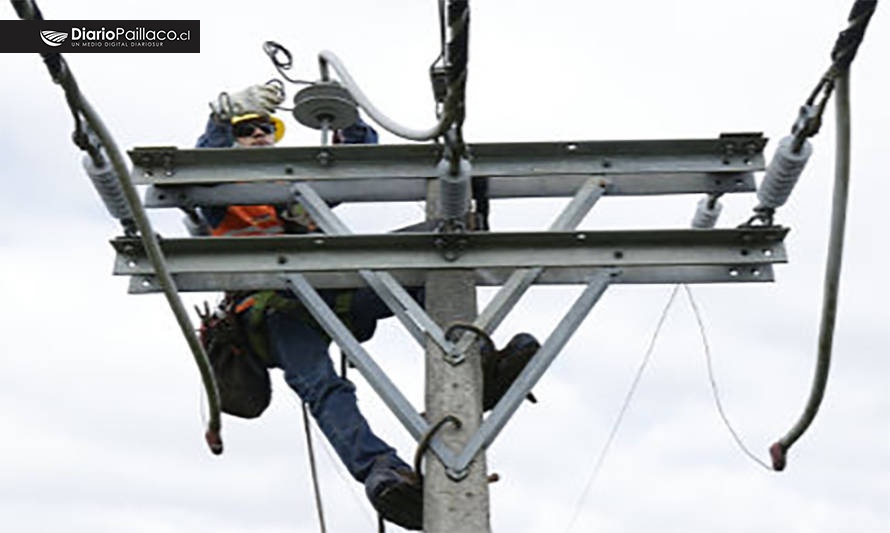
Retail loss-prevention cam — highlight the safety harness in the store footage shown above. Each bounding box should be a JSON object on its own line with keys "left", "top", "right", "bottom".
{"left": 234, "top": 290, "right": 354, "bottom": 364}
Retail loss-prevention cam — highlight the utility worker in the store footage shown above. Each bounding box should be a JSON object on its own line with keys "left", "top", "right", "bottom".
{"left": 195, "top": 82, "right": 541, "bottom": 531}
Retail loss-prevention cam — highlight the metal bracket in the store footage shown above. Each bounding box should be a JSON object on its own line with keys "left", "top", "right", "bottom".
{"left": 719, "top": 132, "right": 767, "bottom": 166}
{"left": 131, "top": 146, "right": 177, "bottom": 177}
{"left": 433, "top": 231, "right": 469, "bottom": 262}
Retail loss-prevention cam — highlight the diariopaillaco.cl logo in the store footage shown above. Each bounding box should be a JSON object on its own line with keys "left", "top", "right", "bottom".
{"left": 0, "top": 20, "right": 199, "bottom": 53}
{"left": 39, "top": 30, "right": 68, "bottom": 47}
{"left": 66, "top": 26, "right": 193, "bottom": 48}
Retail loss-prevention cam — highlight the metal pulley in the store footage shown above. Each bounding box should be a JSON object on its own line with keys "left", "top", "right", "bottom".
{"left": 292, "top": 81, "right": 358, "bottom": 130}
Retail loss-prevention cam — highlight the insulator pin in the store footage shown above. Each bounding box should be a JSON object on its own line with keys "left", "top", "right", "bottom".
{"left": 757, "top": 135, "right": 813, "bottom": 209}
{"left": 183, "top": 214, "right": 210, "bottom": 236}
{"left": 691, "top": 197, "right": 723, "bottom": 229}
{"left": 82, "top": 153, "right": 134, "bottom": 221}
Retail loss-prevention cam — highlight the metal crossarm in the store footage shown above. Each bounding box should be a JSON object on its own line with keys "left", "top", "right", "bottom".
{"left": 113, "top": 227, "right": 788, "bottom": 293}
{"left": 129, "top": 134, "right": 764, "bottom": 207}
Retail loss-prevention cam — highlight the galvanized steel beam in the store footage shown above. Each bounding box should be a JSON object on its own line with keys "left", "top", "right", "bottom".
{"left": 113, "top": 227, "right": 788, "bottom": 292}
{"left": 129, "top": 134, "right": 765, "bottom": 207}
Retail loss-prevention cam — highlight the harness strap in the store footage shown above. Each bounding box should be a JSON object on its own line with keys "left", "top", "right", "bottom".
{"left": 235, "top": 290, "right": 355, "bottom": 364}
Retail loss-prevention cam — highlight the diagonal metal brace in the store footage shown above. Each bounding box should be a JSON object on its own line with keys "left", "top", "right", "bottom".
{"left": 450, "top": 269, "right": 615, "bottom": 477}
{"left": 455, "top": 177, "right": 608, "bottom": 356}
{"left": 282, "top": 272, "right": 457, "bottom": 466}
{"left": 292, "top": 182, "right": 456, "bottom": 356}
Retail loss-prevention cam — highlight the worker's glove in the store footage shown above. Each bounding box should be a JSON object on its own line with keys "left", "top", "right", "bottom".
{"left": 209, "top": 82, "right": 285, "bottom": 122}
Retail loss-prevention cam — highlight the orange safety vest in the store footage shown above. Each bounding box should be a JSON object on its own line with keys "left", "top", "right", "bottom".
{"left": 211, "top": 205, "right": 285, "bottom": 237}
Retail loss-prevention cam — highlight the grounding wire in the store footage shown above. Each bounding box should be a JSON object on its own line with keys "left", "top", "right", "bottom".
{"left": 682, "top": 285, "right": 773, "bottom": 471}
{"left": 565, "top": 285, "right": 680, "bottom": 532}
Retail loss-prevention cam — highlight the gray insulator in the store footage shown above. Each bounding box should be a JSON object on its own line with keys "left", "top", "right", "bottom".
{"left": 757, "top": 135, "right": 813, "bottom": 209}
{"left": 691, "top": 197, "right": 723, "bottom": 229}
{"left": 292, "top": 82, "right": 358, "bottom": 130}
{"left": 437, "top": 158, "right": 471, "bottom": 219}
{"left": 82, "top": 153, "right": 133, "bottom": 220}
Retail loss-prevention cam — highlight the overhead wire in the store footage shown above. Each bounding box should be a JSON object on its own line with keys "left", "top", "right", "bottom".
{"left": 769, "top": 0, "right": 876, "bottom": 471}
{"left": 10, "top": 0, "right": 223, "bottom": 454}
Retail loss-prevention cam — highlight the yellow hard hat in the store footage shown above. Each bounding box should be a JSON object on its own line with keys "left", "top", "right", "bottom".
{"left": 231, "top": 113, "right": 285, "bottom": 142}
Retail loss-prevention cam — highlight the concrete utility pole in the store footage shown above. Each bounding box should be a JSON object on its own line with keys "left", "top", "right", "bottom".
{"left": 423, "top": 185, "right": 491, "bottom": 533}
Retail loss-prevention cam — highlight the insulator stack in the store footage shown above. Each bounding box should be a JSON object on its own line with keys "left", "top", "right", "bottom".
{"left": 437, "top": 158, "right": 472, "bottom": 220}
{"left": 691, "top": 197, "right": 723, "bottom": 228}
{"left": 82, "top": 153, "right": 134, "bottom": 221}
{"left": 757, "top": 135, "right": 813, "bottom": 209}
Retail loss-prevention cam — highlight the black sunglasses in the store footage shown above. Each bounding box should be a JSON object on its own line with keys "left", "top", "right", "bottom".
{"left": 233, "top": 121, "right": 276, "bottom": 138}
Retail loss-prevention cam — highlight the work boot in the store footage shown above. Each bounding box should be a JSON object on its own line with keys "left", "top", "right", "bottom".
{"left": 365, "top": 456, "right": 423, "bottom": 530}
{"left": 481, "top": 333, "right": 541, "bottom": 411}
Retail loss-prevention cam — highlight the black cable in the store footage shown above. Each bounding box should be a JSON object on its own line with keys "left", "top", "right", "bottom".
{"left": 262, "top": 41, "right": 315, "bottom": 86}
{"left": 791, "top": 0, "right": 878, "bottom": 152}
{"left": 830, "top": 0, "right": 878, "bottom": 74}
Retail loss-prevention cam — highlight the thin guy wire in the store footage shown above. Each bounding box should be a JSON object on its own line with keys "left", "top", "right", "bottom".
{"left": 289, "top": 394, "right": 378, "bottom": 529}
{"left": 682, "top": 285, "right": 772, "bottom": 471}
{"left": 566, "top": 284, "right": 680, "bottom": 532}
{"left": 302, "top": 401, "right": 328, "bottom": 533}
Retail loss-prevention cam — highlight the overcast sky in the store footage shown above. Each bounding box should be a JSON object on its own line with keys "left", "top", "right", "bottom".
{"left": 1, "top": 1, "right": 887, "bottom": 532}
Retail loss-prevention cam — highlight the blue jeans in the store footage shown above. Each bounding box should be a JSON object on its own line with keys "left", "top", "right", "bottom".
{"left": 260, "top": 287, "right": 422, "bottom": 482}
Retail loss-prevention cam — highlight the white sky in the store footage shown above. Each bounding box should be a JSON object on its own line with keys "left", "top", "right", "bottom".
{"left": 1, "top": 1, "right": 888, "bottom": 532}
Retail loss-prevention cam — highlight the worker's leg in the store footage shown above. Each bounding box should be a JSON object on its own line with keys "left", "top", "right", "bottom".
{"left": 265, "top": 308, "right": 423, "bottom": 529}
{"left": 265, "top": 310, "right": 408, "bottom": 482}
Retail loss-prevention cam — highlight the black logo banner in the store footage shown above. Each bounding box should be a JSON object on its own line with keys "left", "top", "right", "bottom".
{"left": 1, "top": 20, "right": 200, "bottom": 53}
